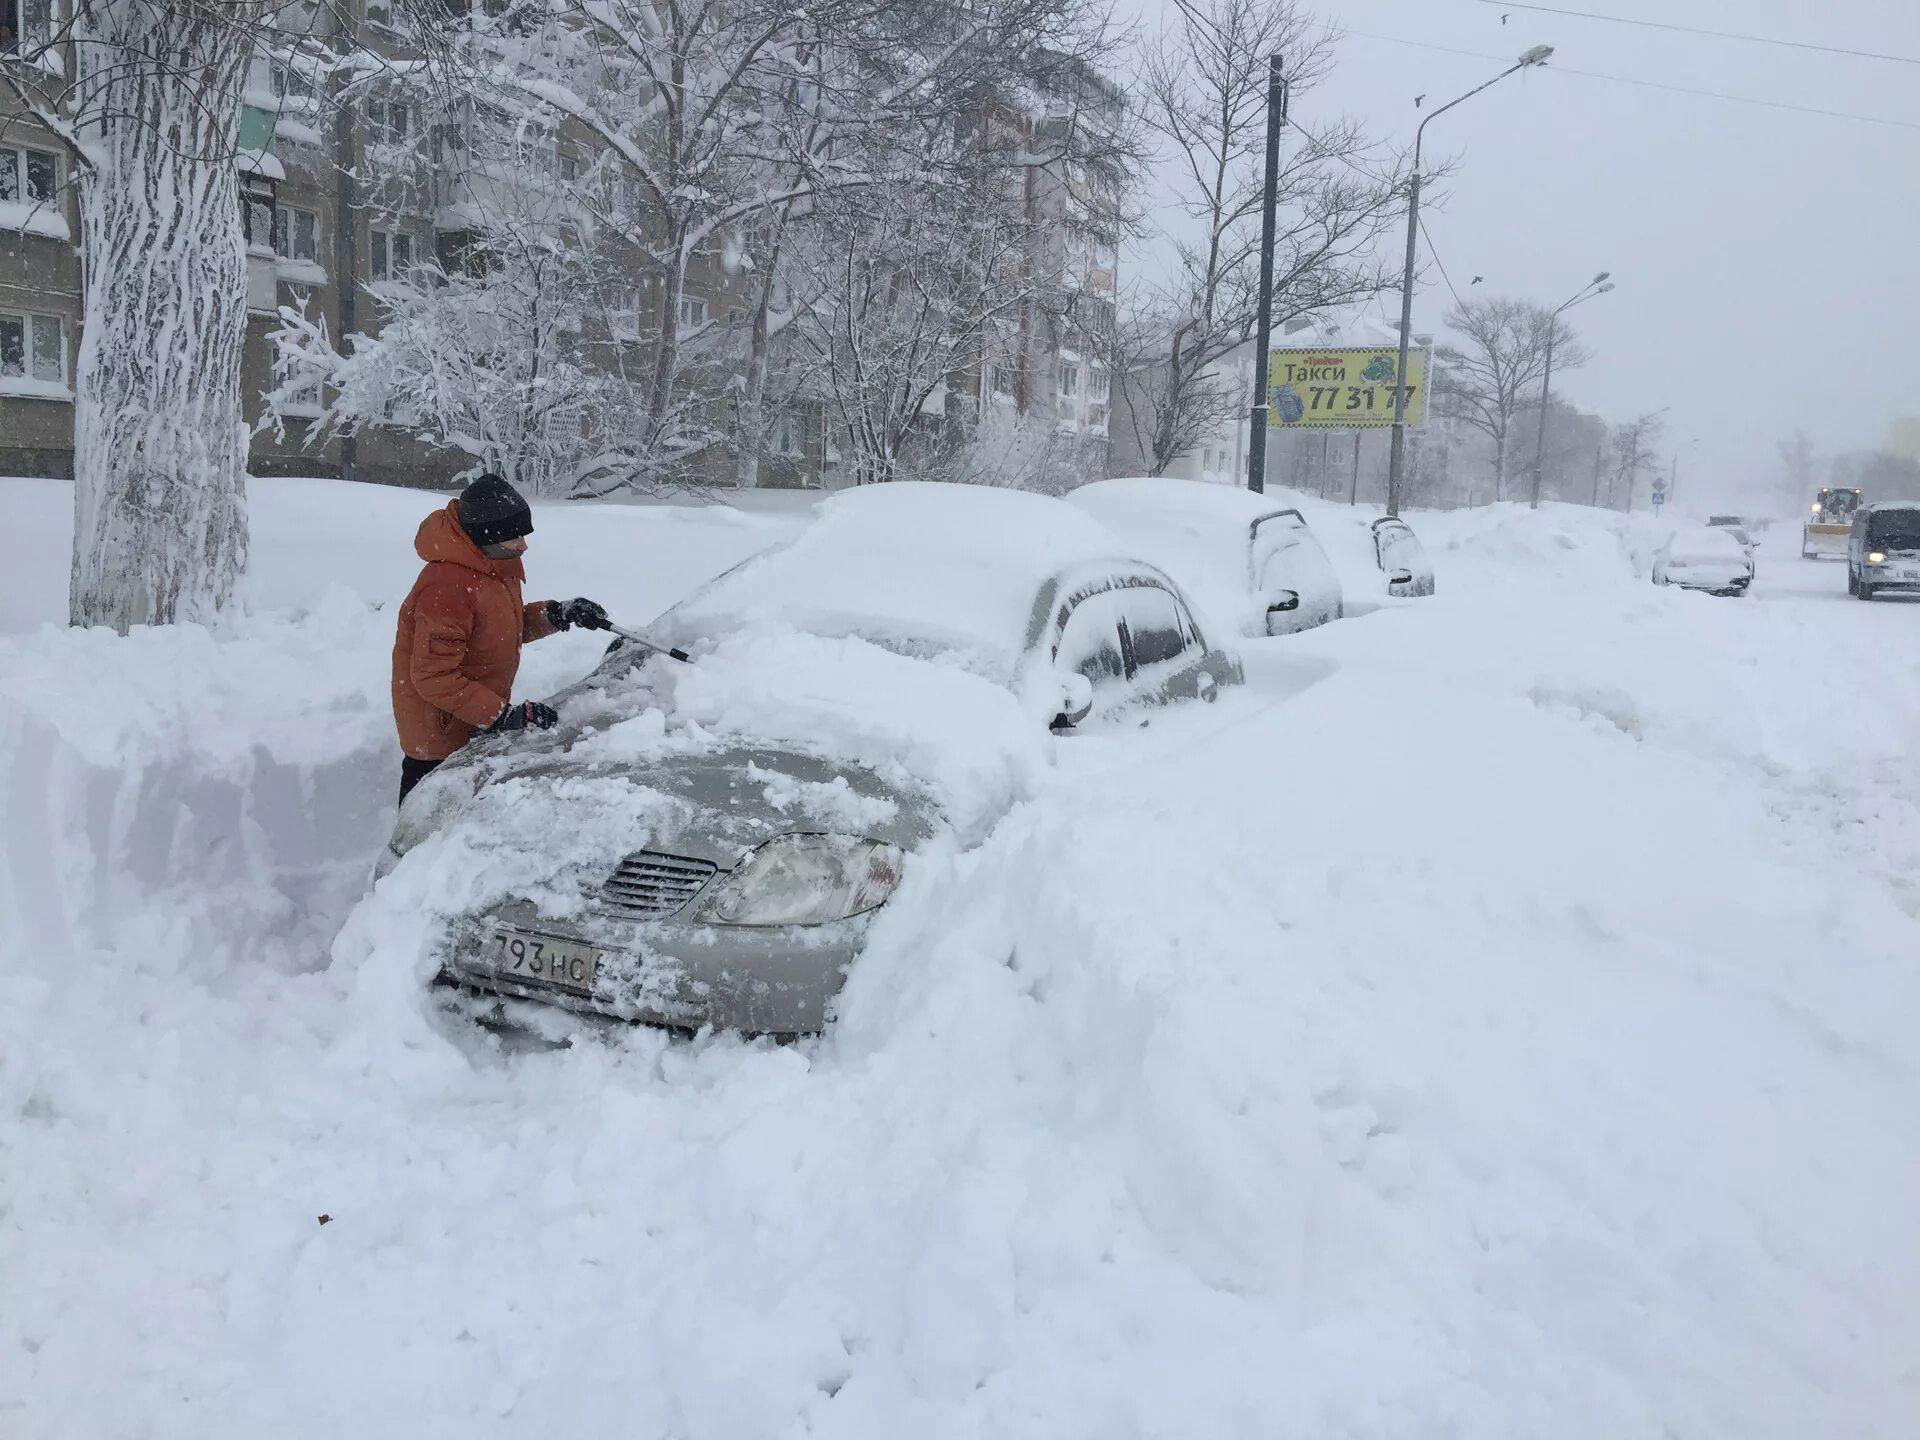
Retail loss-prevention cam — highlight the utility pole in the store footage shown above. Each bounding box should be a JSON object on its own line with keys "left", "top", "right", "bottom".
{"left": 1349, "top": 432, "right": 1361, "bottom": 505}
{"left": 1529, "top": 272, "right": 1612, "bottom": 508}
{"left": 1245, "top": 55, "right": 1286, "bottom": 494}
{"left": 1589, "top": 440, "right": 1604, "bottom": 507}
{"left": 1386, "top": 45, "right": 1555, "bottom": 517}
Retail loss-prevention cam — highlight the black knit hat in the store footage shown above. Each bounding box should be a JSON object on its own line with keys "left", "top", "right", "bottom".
{"left": 455, "top": 473, "right": 534, "bottom": 548}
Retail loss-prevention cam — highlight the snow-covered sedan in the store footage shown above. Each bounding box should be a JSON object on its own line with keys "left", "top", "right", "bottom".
{"left": 1652, "top": 523, "right": 1754, "bottom": 596}
{"left": 379, "top": 483, "right": 1244, "bottom": 1036}
{"left": 1066, "top": 476, "right": 1343, "bottom": 636}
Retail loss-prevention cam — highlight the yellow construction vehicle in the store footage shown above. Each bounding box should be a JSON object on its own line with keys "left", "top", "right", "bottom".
{"left": 1801, "top": 487, "right": 1861, "bottom": 559}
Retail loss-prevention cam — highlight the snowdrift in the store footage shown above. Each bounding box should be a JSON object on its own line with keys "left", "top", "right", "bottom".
{"left": 5, "top": 481, "right": 1919, "bottom": 1438}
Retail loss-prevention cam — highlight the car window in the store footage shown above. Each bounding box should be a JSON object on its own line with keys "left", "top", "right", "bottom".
{"left": 1055, "top": 588, "right": 1129, "bottom": 689}
{"left": 1116, "top": 584, "right": 1197, "bottom": 670}
{"left": 1867, "top": 511, "right": 1920, "bottom": 549}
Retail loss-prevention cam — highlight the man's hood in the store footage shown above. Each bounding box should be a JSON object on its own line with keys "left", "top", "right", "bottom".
{"left": 415, "top": 502, "right": 525, "bottom": 582}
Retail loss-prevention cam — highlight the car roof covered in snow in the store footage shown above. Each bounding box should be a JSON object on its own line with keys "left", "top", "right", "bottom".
{"left": 1067, "top": 477, "right": 1305, "bottom": 585}
{"left": 1663, "top": 523, "right": 1748, "bottom": 560}
{"left": 654, "top": 482, "right": 1137, "bottom": 668}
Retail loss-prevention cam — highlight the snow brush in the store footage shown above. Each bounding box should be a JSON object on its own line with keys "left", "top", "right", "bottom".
{"left": 600, "top": 620, "right": 693, "bottom": 663}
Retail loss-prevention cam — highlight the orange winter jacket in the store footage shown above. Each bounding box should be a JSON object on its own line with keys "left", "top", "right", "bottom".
{"left": 391, "top": 503, "right": 557, "bottom": 761}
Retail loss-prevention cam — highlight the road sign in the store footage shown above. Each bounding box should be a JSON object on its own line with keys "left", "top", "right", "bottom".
{"left": 1266, "top": 345, "right": 1430, "bottom": 430}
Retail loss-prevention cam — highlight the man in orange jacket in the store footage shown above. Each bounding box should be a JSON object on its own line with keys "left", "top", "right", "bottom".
{"left": 391, "top": 474, "right": 607, "bottom": 804}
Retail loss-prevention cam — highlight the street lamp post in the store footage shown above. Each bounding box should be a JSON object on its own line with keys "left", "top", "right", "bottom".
{"left": 1245, "top": 55, "right": 1288, "bottom": 494}
{"left": 1528, "top": 273, "right": 1614, "bottom": 509}
{"left": 1385, "top": 43, "right": 1554, "bottom": 518}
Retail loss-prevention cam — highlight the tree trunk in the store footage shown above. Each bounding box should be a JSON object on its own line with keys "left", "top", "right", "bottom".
{"left": 1492, "top": 432, "right": 1507, "bottom": 504}
{"left": 733, "top": 246, "right": 780, "bottom": 490}
{"left": 70, "top": 7, "right": 254, "bottom": 630}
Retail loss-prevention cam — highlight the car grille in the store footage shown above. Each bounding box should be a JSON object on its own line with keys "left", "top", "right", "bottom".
{"left": 597, "top": 851, "right": 717, "bottom": 919}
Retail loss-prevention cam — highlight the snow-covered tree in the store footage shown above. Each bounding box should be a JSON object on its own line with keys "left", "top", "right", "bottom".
{"left": 402, "top": 0, "right": 1121, "bottom": 489}
{"left": 1, "top": 1, "right": 306, "bottom": 628}
{"left": 1116, "top": 0, "right": 1413, "bottom": 478}
{"left": 1608, "top": 410, "right": 1667, "bottom": 511}
{"left": 1434, "top": 296, "right": 1588, "bottom": 504}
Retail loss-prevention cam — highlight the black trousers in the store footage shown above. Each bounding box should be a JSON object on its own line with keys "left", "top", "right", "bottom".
{"left": 398, "top": 755, "right": 444, "bottom": 805}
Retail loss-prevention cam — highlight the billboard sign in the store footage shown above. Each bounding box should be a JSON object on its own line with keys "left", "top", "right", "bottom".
{"left": 1267, "top": 345, "right": 1430, "bottom": 429}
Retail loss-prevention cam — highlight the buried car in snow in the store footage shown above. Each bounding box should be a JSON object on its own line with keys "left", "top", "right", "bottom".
{"left": 1066, "top": 476, "right": 1344, "bottom": 636}
{"left": 1371, "top": 516, "right": 1436, "bottom": 597}
{"left": 1652, "top": 523, "right": 1754, "bottom": 596}
{"left": 379, "top": 483, "right": 1243, "bottom": 1036}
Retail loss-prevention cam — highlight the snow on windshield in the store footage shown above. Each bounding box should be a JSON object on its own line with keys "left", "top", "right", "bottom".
{"left": 654, "top": 482, "right": 1132, "bottom": 672}
{"left": 1067, "top": 478, "right": 1282, "bottom": 633}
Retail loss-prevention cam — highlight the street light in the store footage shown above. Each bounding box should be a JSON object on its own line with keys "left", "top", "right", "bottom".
{"left": 1528, "top": 272, "right": 1615, "bottom": 509}
{"left": 1384, "top": 43, "right": 1555, "bottom": 518}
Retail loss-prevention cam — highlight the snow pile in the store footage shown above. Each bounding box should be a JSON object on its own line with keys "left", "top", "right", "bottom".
{"left": 5, "top": 481, "right": 1920, "bottom": 1438}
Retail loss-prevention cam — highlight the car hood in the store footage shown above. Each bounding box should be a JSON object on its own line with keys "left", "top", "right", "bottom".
{"left": 430, "top": 739, "right": 936, "bottom": 871}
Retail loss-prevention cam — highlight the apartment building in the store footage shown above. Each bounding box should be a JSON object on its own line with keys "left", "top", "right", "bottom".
{"left": 1, "top": 9, "right": 1114, "bottom": 491}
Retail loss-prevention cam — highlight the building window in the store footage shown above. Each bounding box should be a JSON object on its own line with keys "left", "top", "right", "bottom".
{"left": 1057, "top": 363, "right": 1078, "bottom": 398}
{"left": 678, "top": 295, "right": 707, "bottom": 332}
{"left": 775, "top": 411, "right": 801, "bottom": 455}
{"left": 272, "top": 61, "right": 317, "bottom": 105}
{"left": 274, "top": 206, "right": 319, "bottom": 263}
{"left": 0, "top": 310, "right": 64, "bottom": 384}
{"left": 1088, "top": 364, "right": 1109, "bottom": 401}
{"left": 2, "top": 0, "right": 55, "bottom": 55}
{"left": 241, "top": 175, "right": 276, "bottom": 254}
{"left": 992, "top": 362, "right": 1016, "bottom": 397}
{"left": 610, "top": 286, "right": 642, "bottom": 339}
{"left": 368, "top": 99, "right": 413, "bottom": 144}
{"left": 559, "top": 153, "right": 578, "bottom": 184}
{"left": 370, "top": 229, "right": 413, "bottom": 281}
{"left": 0, "top": 145, "right": 58, "bottom": 205}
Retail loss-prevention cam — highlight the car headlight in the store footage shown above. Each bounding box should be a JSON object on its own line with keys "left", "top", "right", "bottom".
{"left": 693, "top": 835, "right": 904, "bottom": 926}
{"left": 1869, "top": 551, "right": 1887, "bottom": 564}
{"left": 388, "top": 767, "right": 482, "bottom": 858}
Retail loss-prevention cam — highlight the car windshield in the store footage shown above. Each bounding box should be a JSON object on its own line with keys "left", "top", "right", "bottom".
{"left": 644, "top": 483, "right": 1135, "bottom": 683}
{"left": 1867, "top": 512, "right": 1920, "bottom": 550}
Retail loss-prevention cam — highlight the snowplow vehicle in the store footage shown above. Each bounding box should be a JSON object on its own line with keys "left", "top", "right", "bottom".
{"left": 1802, "top": 487, "right": 1861, "bottom": 559}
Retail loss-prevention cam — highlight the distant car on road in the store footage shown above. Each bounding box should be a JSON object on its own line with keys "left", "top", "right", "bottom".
{"left": 1653, "top": 523, "right": 1754, "bottom": 596}
{"left": 1371, "top": 516, "right": 1436, "bottom": 597}
{"left": 1707, "top": 515, "right": 1757, "bottom": 556}
{"left": 1847, "top": 502, "right": 1920, "bottom": 601}
{"left": 380, "top": 483, "right": 1244, "bottom": 1037}
{"left": 1067, "top": 477, "right": 1344, "bottom": 636}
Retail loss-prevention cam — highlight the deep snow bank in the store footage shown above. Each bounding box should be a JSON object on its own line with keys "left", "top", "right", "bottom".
{"left": 4, "top": 488, "right": 1919, "bottom": 1439}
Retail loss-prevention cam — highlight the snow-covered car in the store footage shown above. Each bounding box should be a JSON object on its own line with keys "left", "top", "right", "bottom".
{"left": 1371, "top": 516, "right": 1436, "bottom": 597}
{"left": 1847, "top": 502, "right": 1920, "bottom": 601}
{"left": 1065, "top": 476, "right": 1344, "bottom": 636}
{"left": 1652, "top": 523, "right": 1754, "bottom": 596}
{"left": 380, "top": 483, "right": 1244, "bottom": 1036}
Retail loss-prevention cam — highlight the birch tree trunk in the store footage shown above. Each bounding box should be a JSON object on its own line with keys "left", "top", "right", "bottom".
{"left": 69, "top": 4, "right": 255, "bottom": 631}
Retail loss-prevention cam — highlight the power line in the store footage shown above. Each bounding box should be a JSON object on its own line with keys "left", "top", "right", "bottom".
{"left": 1418, "top": 216, "right": 1466, "bottom": 310}
{"left": 1471, "top": 1, "right": 1920, "bottom": 69}
{"left": 1339, "top": 27, "right": 1920, "bottom": 133}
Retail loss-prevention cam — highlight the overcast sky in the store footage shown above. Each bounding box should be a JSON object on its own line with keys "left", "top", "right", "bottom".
{"left": 1120, "top": 0, "right": 1920, "bottom": 507}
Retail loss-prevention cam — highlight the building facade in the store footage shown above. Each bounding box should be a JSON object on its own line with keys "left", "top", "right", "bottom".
{"left": 0, "top": 8, "right": 1112, "bottom": 489}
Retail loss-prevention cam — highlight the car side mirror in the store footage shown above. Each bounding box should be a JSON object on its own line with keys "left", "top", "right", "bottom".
{"left": 1052, "top": 673, "right": 1094, "bottom": 731}
{"left": 1389, "top": 569, "right": 1414, "bottom": 586}
{"left": 1265, "top": 588, "right": 1300, "bottom": 615}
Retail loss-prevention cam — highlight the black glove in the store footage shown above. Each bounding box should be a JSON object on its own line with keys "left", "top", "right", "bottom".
{"left": 487, "top": 699, "right": 559, "bottom": 733}
{"left": 547, "top": 597, "right": 609, "bottom": 632}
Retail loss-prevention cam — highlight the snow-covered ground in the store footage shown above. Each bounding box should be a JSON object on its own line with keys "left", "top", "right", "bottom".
{"left": 4, "top": 479, "right": 1917, "bottom": 1438}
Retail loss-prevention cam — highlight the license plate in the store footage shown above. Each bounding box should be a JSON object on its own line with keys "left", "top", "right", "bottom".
{"left": 1899, "top": 568, "right": 1920, "bottom": 582}
{"left": 484, "top": 926, "right": 600, "bottom": 996}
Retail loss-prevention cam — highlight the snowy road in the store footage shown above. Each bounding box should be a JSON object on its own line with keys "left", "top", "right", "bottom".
{"left": 3, "top": 486, "right": 1917, "bottom": 1438}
